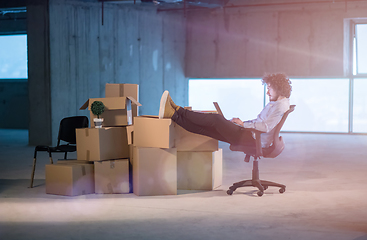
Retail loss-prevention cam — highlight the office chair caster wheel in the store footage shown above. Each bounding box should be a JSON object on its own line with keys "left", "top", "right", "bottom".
{"left": 257, "top": 191, "right": 264, "bottom": 197}
{"left": 279, "top": 188, "right": 285, "bottom": 194}
{"left": 227, "top": 189, "right": 233, "bottom": 195}
{"left": 263, "top": 186, "right": 268, "bottom": 190}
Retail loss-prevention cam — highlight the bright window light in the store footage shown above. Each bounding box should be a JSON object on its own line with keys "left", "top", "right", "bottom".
{"left": 189, "top": 79, "right": 264, "bottom": 122}
{"left": 0, "top": 34, "right": 28, "bottom": 79}
{"left": 353, "top": 78, "right": 367, "bottom": 133}
{"left": 355, "top": 24, "right": 367, "bottom": 74}
{"left": 282, "top": 79, "right": 349, "bottom": 133}
{"left": 189, "top": 78, "right": 349, "bottom": 133}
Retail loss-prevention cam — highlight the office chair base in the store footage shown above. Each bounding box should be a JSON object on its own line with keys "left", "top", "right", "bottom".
{"left": 227, "top": 179, "right": 286, "bottom": 196}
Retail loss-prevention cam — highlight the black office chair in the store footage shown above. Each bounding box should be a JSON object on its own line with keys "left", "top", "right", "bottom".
{"left": 29, "top": 116, "right": 89, "bottom": 188}
{"left": 227, "top": 105, "right": 295, "bottom": 197}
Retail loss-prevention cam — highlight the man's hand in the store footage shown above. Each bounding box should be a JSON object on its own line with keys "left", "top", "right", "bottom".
{"left": 231, "top": 117, "right": 244, "bottom": 127}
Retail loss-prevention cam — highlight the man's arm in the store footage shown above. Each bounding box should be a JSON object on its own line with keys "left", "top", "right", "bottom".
{"left": 242, "top": 100, "right": 289, "bottom": 133}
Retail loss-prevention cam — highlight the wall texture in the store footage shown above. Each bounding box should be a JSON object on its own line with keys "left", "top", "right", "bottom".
{"left": 26, "top": 0, "right": 367, "bottom": 145}
{"left": 185, "top": 1, "right": 367, "bottom": 78}
{"left": 32, "top": 0, "right": 187, "bottom": 145}
{"left": 27, "top": 0, "right": 52, "bottom": 145}
{"left": 0, "top": 81, "right": 28, "bottom": 129}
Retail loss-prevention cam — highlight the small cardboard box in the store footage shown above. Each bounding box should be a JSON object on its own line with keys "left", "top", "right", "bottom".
{"left": 105, "top": 83, "right": 139, "bottom": 123}
{"left": 76, "top": 127, "right": 129, "bottom": 161}
{"left": 94, "top": 159, "right": 131, "bottom": 194}
{"left": 133, "top": 147, "right": 177, "bottom": 196}
{"left": 133, "top": 116, "right": 175, "bottom": 148}
{"left": 175, "top": 123, "right": 218, "bottom": 152}
{"left": 80, "top": 96, "right": 141, "bottom": 127}
{"left": 45, "top": 163, "right": 95, "bottom": 196}
{"left": 177, "top": 149, "right": 222, "bottom": 190}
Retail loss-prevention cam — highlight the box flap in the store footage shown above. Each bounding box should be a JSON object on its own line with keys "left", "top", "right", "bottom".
{"left": 138, "top": 115, "right": 158, "bottom": 119}
{"left": 80, "top": 99, "right": 90, "bottom": 110}
{"left": 89, "top": 97, "right": 127, "bottom": 110}
{"left": 126, "top": 96, "right": 142, "bottom": 107}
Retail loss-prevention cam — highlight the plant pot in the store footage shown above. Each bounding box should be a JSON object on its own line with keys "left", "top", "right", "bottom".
{"left": 94, "top": 118, "right": 104, "bottom": 128}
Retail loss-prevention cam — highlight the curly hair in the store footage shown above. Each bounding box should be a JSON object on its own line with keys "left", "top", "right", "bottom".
{"left": 261, "top": 73, "right": 292, "bottom": 98}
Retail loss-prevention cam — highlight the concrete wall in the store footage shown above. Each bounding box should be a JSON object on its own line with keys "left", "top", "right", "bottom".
{"left": 0, "top": 80, "right": 28, "bottom": 129}
{"left": 186, "top": 1, "right": 367, "bottom": 78}
{"left": 28, "top": 0, "right": 187, "bottom": 145}
{"left": 27, "top": 0, "right": 52, "bottom": 145}
{"left": 25, "top": 0, "right": 367, "bottom": 145}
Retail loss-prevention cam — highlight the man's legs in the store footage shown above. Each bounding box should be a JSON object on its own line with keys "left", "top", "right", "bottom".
{"left": 172, "top": 107, "right": 254, "bottom": 146}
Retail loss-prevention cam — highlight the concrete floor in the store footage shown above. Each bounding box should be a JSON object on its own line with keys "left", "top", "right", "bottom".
{"left": 1, "top": 129, "right": 367, "bottom": 240}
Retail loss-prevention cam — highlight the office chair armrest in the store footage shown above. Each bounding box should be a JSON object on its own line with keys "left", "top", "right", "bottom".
{"left": 246, "top": 128, "right": 265, "bottom": 158}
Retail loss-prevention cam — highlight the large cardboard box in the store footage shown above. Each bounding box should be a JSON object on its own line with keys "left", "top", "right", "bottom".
{"left": 133, "top": 116, "right": 175, "bottom": 148}
{"left": 105, "top": 83, "right": 139, "bottom": 123}
{"left": 175, "top": 123, "right": 218, "bottom": 152}
{"left": 94, "top": 159, "right": 131, "bottom": 194}
{"left": 45, "top": 163, "right": 94, "bottom": 196}
{"left": 133, "top": 147, "right": 177, "bottom": 196}
{"left": 177, "top": 149, "right": 222, "bottom": 190}
{"left": 80, "top": 97, "right": 141, "bottom": 127}
{"left": 76, "top": 127, "right": 129, "bottom": 161}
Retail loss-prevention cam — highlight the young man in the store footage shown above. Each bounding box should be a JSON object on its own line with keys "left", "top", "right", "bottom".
{"left": 158, "top": 73, "right": 292, "bottom": 148}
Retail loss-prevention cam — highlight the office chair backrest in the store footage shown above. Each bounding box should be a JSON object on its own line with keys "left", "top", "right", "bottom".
{"left": 263, "top": 105, "right": 295, "bottom": 158}
{"left": 57, "top": 116, "right": 89, "bottom": 145}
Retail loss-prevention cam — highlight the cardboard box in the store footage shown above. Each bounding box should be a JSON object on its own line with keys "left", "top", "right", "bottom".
{"left": 126, "top": 125, "right": 134, "bottom": 145}
{"left": 133, "top": 147, "right": 177, "bottom": 196}
{"left": 57, "top": 160, "right": 90, "bottom": 164}
{"left": 94, "top": 159, "right": 131, "bottom": 194}
{"left": 105, "top": 83, "right": 139, "bottom": 100}
{"left": 175, "top": 123, "right": 218, "bottom": 152}
{"left": 76, "top": 127, "right": 129, "bottom": 161}
{"left": 80, "top": 97, "right": 141, "bottom": 127}
{"left": 177, "top": 149, "right": 222, "bottom": 190}
{"left": 45, "top": 163, "right": 94, "bottom": 196}
{"left": 105, "top": 83, "right": 139, "bottom": 123}
{"left": 133, "top": 116, "right": 175, "bottom": 148}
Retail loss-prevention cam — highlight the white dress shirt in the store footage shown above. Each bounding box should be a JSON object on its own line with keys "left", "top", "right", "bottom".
{"left": 243, "top": 98, "right": 290, "bottom": 148}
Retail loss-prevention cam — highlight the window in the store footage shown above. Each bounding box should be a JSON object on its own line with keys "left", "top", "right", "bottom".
{"left": 189, "top": 79, "right": 264, "bottom": 121}
{"left": 189, "top": 78, "right": 349, "bottom": 133}
{"left": 354, "top": 24, "right": 367, "bottom": 75}
{"left": 0, "top": 34, "right": 28, "bottom": 79}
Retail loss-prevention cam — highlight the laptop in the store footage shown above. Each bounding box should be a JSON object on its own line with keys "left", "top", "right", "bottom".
{"left": 213, "top": 102, "right": 224, "bottom": 117}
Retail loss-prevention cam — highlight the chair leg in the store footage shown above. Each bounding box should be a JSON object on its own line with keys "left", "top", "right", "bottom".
{"left": 29, "top": 148, "right": 38, "bottom": 188}
{"left": 29, "top": 157, "right": 37, "bottom": 188}
{"left": 48, "top": 151, "right": 54, "bottom": 164}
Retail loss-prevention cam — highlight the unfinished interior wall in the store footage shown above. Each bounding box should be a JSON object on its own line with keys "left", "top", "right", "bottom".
{"left": 27, "top": 0, "right": 52, "bottom": 145}
{"left": 186, "top": 1, "right": 367, "bottom": 78}
{"left": 28, "top": 0, "right": 186, "bottom": 145}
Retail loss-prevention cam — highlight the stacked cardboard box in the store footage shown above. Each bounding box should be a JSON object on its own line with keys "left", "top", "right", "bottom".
{"left": 175, "top": 123, "right": 223, "bottom": 191}
{"left": 133, "top": 116, "right": 177, "bottom": 196}
{"left": 46, "top": 83, "right": 223, "bottom": 197}
{"left": 45, "top": 161, "right": 94, "bottom": 196}
{"left": 45, "top": 83, "right": 139, "bottom": 196}
{"left": 132, "top": 112, "right": 223, "bottom": 196}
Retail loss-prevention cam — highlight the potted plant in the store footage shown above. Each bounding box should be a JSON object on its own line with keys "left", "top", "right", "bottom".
{"left": 91, "top": 101, "right": 105, "bottom": 128}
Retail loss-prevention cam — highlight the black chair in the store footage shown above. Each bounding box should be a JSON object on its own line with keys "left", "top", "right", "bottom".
{"left": 29, "top": 116, "right": 89, "bottom": 188}
{"left": 227, "top": 105, "right": 295, "bottom": 197}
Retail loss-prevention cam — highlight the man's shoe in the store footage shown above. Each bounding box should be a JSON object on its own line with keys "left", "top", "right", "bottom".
{"left": 159, "top": 90, "right": 175, "bottom": 119}
{"left": 169, "top": 95, "right": 180, "bottom": 111}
